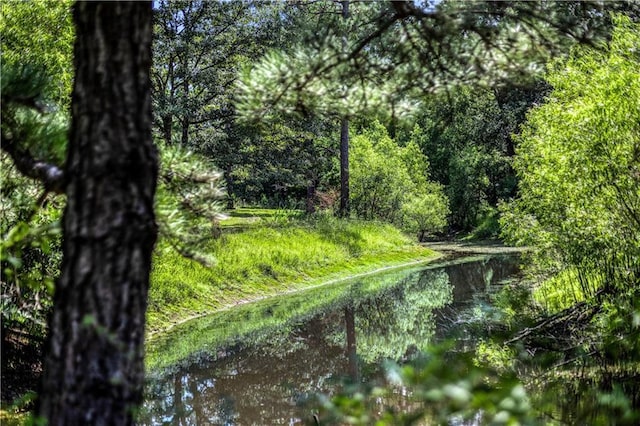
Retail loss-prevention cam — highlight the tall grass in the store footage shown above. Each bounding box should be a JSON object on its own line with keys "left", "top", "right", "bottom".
{"left": 532, "top": 267, "right": 604, "bottom": 313}
{"left": 147, "top": 214, "right": 437, "bottom": 334}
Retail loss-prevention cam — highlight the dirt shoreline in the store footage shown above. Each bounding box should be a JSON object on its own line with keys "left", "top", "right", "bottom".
{"left": 423, "top": 240, "right": 527, "bottom": 255}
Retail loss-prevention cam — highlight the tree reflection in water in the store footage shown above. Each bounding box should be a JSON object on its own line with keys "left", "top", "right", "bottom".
{"left": 141, "top": 256, "right": 519, "bottom": 425}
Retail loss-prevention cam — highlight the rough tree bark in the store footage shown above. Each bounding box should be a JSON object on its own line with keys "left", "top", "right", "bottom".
{"left": 37, "top": 2, "right": 157, "bottom": 425}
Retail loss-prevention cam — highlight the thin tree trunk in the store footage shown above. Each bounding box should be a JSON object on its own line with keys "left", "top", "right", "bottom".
{"left": 181, "top": 117, "right": 190, "bottom": 147}
{"left": 37, "top": 2, "right": 157, "bottom": 425}
{"left": 306, "top": 178, "right": 318, "bottom": 214}
{"left": 181, "top": 55, "right": 190, "bottom": 147}
{"left": 225, "top": 165, "right": 235, "bottom": 209}
{"left": 162, "top": 57, "right": 175, "bottom": 145}
{"left": 339, "top": 118, "right": 350, "bottom": 217}
{"left": 339, "top": 0, "right": 350, "bottom": 218}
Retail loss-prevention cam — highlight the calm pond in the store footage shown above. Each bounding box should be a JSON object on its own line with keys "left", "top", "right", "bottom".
{"left": 142, "top": 252, "right": 521, "bottom": 425}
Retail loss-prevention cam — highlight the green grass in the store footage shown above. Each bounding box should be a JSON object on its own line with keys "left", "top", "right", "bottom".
{"left": 218, "top": 207, "right": 304, "bottom": 228}
{"left": 147, "top": 213, "right": 439, "bottom": 335}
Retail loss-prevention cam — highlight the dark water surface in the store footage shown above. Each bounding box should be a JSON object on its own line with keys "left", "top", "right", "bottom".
{"left": 142, "top": 255, "right": 521, "bottom": 425}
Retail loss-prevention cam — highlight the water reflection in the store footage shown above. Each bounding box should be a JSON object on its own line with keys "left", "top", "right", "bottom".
{"left": 328, "top": 269, "right": 452, "bottom": 364}
{"left": 142, "top": 256, "right": 519, "bottom": 425}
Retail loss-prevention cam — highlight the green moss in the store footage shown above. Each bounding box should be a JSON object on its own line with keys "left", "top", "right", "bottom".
{"left": 147, "top": 214, "right": 438, "bottom": 335}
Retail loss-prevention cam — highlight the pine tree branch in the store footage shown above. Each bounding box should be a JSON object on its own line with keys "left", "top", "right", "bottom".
{"left": 1, "top": 131, "right": 65, "bottom": 194}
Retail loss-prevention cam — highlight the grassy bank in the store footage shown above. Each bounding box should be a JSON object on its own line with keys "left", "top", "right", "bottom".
{"left": 147, "top": 212, "right": 439, "bottom": 334}
{"left": 146, "top": 259, "right": 449, "bottom": 371}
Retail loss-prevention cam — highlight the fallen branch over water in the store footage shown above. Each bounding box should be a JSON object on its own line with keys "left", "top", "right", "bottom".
{"left": 505, "top": 300, "right": 601, "bottom": 353}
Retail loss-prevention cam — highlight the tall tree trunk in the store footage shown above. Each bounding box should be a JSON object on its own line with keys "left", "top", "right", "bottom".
{"left": 37, "top": 2, "right": 157, "bottom": 425}
{"left": 161, "top": 57, "right": 175, "bottom": 145}
{"left": 338, "top": 0, "right": 350, "bottom": 218}
{"left": 306, "top": 177, "right": 318, "bottom": 214}
{"left": 181, "top": 56, "right": 190, "bottom": 147}
{"left": 224, "top": 166, "right": 235, "bottom": 209}
{"left": 339, "top": 118, "right": 350, "bottom": 217}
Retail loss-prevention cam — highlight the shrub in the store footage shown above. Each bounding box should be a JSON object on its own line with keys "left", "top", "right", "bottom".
{"left": 400, "top": 187, "right": 449, "bottom": 241}
{"left": 350, "top": 121, "right": 449, "bottom": 238}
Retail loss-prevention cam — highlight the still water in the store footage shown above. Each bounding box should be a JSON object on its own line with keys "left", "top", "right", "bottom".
{"left": 142, "top": 254, "right": 520, "bottom": 425}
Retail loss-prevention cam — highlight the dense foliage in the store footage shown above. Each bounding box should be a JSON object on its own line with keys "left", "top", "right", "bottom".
{"left": 350, "top": 121, "right": 449, "bottom": 238}
{"left": 0, "top": 158, "right": 62, "bottom": 335}
{"left": 401, "top": 85, "right": 547, "bottom": 232}
{"left": 228, "top": 117, "right": 337, "bottom": 209}
{"left": 316, "top": 15, "right": 640, "bottom": 426}
{"left": 151, "top": 0, "right": 321, "bottom": 208}
{"left": 0, "top": 0, "right": 74, "bottom": 107}
{"left": 502, "top": 16, "right": 640, "bottom": 302}
{"left": 496, "top": 16, "right": 640, "bottom": 422}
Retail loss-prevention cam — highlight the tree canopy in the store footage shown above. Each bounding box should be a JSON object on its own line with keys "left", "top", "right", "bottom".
{"left": 237, "top": 1, "right": 634, "bottom": 120}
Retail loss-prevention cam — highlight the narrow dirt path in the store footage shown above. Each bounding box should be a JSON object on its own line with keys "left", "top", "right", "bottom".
{"left": 424, "top": 240, "right": 527, "bottom": 255}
